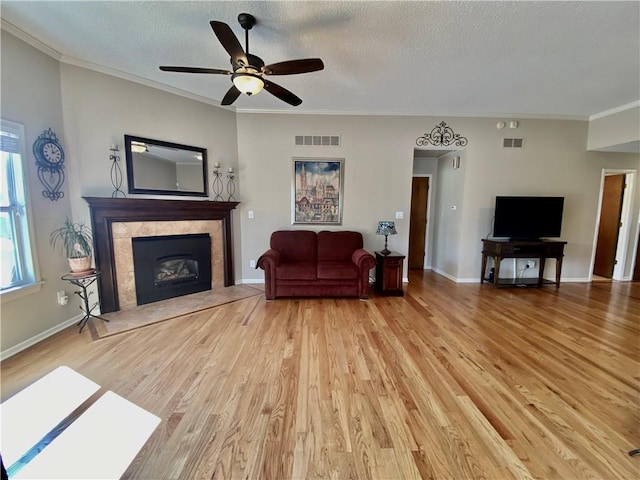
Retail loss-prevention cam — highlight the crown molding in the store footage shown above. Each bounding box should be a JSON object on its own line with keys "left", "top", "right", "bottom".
{"left": 589, "top": 101, "right": 640, "bottom": 121}
{"left": 59, "top": 55, "right": 235, "bottom": 111}
{"left": 235, "top": 108, "right": 587, "bottom": 121}
{"left": 1, "top": 19, "right": 61, "bottom": 60}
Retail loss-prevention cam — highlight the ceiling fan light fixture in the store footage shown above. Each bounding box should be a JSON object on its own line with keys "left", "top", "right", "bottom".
{"left": 232, "top": 72, "right": 264, "bottom": 95}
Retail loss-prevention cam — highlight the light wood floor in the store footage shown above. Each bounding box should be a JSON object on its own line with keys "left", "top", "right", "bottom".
{"left": 2, "top": 271, "right": 639, "bottom": 479}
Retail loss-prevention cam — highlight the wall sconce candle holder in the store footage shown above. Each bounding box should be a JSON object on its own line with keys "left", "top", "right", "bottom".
{"left": 109, "top": 144, "right": 126, "bottom": 198}
{"left": 212, "top": 163, "right": 224, "bottom": 201}
{"left": 226, "top": 168, "right": 236, "bottom": 202}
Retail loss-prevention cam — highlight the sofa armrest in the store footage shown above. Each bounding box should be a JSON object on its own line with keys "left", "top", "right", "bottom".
{"left": 352, "top": 249, "right": 376, "bottom": 299}
{"left": 257, "top": 249, "right": 281, "bottom": 270}
{"left": 352, "top": 249, "right": 376, "bottom": 270}
{"left": 257, "top": 249, "right": 281, "bottom": 300}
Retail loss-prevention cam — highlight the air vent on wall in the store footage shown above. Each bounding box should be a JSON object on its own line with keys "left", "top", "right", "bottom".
{"left": 295, "top": 135, "right": 341, "bottom": 146}
{"left": 503, "top": 138, "right": 524, "bottom": 148}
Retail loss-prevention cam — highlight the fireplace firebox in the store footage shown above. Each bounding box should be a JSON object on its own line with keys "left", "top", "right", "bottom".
{"left": 132, "top": 233, "right": 212, "bottom": 305}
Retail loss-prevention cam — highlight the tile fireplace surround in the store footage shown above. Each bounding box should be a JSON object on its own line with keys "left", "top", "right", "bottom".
{"left": 84, "top": 197, "right": 239, "bottom": 313}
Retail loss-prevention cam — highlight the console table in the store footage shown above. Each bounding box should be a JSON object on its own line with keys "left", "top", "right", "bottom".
{"left": 481, "top": 239, "right": 567, "bottom": 288}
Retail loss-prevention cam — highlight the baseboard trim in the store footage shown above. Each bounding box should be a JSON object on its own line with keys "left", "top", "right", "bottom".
{"left": 241, "top": 279, "right": 265, "bottom": 284}
{"left": 432, "top": 268, "right": 457, "bottom": 282}
{"left": 1, "top": 314, "right": 83, "bottom": 361}
{"left": 563, "top": 277, "right": 590, "bottom": 283}
{"left": 456, "top": 277, "right": 480, "bottom": 283}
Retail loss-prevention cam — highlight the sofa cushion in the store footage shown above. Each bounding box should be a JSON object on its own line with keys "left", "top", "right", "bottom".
{"left": 317, "top": 231, "right": 364, "bottom": 262}
{"left": 317, "top": 261, "right": 359, "bottom": 280}
{"left": 271, "top": 230, "right": 317, "bottom": 263}
{"left": 275, "top": 262, "right": 317, "bottom": 281}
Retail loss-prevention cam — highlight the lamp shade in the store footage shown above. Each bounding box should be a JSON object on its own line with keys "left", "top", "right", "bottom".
{"left": 232, "top": 72, "right": 264, "bottom": 95}
{"left": 376, "top": 221, "right": 397, "bottom": 236}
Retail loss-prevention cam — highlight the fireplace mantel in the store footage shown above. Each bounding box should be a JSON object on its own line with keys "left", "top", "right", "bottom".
{"left": 84, "top": 197, "right": 239, "bottom": 313}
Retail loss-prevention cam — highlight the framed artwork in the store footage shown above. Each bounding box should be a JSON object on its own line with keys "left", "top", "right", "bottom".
{"left": 292, "top": 158, "right": 344, "bottom": 225}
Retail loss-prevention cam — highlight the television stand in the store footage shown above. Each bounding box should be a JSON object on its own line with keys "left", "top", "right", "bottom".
{"left": 481, "top": 239, "right": 567, "bottom": 288}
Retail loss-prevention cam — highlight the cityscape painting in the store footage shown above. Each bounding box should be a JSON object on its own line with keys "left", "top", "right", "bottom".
{"left": 292, "top": 158, "right": 344, "bottom": 225}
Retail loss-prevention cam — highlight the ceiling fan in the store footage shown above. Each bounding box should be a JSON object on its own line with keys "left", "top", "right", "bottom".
{"left": 159, "top": 13, "right": 324, "bottom": 107}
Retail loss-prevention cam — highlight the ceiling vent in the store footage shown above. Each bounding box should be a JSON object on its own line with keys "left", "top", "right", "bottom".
{"left": 295, "top": 135, "right": 341, "bottom": 146}
{"left": 503, "top": 138, "right": 524, "bottom": 148}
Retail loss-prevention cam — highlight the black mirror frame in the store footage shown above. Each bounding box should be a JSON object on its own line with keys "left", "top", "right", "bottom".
{"left": 124, "top": 135, "right": 208, "bottom": 197}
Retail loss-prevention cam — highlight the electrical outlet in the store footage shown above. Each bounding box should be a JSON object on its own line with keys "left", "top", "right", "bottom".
{"left": 248, "top": 210, "right": 254, "bottom": 219}
{"left": 395, "top": 211, "right": 403, "bottom": 220}
{"left": 526, "top": 260, "right": 535, "bottom": 268}
{"left": 57, "top": 290, "right": 68, "bottom": 305}
{"left": 250, "top": 260, "right": 256, "bottom": 268}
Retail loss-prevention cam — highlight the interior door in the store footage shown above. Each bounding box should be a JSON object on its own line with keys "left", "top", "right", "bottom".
{"left": 408, "top": 177, "right": 429, "bottom": 269}
{"left": 593, "top": 174, "right": 625, "bottom": 278}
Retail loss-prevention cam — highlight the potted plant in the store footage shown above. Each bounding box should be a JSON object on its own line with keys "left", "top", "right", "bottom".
{"left": 50, "top": 217, "right": 93, "bottom": 273}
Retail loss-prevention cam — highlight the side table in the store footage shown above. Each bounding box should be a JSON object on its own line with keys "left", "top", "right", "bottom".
{"left": 61, "top": 271, "right": 109, "bottom": 333}
{"left": 375, "top": 251, "right": 405, "bottom": 296}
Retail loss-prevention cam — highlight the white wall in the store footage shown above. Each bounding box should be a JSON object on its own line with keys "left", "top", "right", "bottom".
{"left": 58, "top": 63, "right": 239, "bottom": 223}
{"left": 455, "top": 118, "right": 640, "bottom": 282}
{"left": 431, "top": 151, "right": 467, "bottom": 279}
{"left": 237, "top": 114, "right": 640, "bottom": 284}
{"left": 236, "top": 113, "right": 417, "bottom": 282}
{"left": 0, "top": 31, "right": 78, "bottom": 353}
{"left": 588, "top": 105, "right": 640, "bottom": 152}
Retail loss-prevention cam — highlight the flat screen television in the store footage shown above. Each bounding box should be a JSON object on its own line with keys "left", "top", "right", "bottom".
{"left": 493, "top": 196, "right": 564, "bottom": 240}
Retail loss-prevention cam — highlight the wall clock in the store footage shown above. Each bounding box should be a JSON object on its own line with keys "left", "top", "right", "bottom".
{"left": 33, "top": 127, "right": 65, "bottom": 201}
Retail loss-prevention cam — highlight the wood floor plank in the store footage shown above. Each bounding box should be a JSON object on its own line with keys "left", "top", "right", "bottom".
{"left": 2, "top": 271, "right": 638, "bottom": 479}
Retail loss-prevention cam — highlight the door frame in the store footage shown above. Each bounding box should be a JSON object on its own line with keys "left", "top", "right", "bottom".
{"left": 590, "top": 168, "right": 637, "bottom": 280}
{"left": 410, "top": 174, "right": 434, "bottom": 269}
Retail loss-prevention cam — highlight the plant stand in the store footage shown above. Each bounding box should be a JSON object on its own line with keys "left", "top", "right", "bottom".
{"left": 61, "top": 271, "right": 109, "bottom": 333}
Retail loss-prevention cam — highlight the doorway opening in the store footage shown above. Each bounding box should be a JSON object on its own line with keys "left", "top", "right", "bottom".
{"left": 410, "top": 147, "right": 456, "bottom": 271}
{"left": 591, "top": 169, "right": 637, "bottom": 281}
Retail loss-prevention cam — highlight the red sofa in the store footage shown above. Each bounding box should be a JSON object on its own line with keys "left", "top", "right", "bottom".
{"left": 256, "top": 230, "right": 376, "bottom": 300}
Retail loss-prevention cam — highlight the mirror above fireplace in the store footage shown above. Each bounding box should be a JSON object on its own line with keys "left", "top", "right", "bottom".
{"left": 124, "top": 135, "right": 208, "bottom": 197}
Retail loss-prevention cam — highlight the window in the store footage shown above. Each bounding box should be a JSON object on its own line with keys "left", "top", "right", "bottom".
{"left": 1, "top": 119, "right": 36, "bottom": 292}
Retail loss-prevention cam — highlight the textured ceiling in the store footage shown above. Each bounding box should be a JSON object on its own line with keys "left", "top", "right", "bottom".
{"left": 2, "top": 1, "right": 639, "bottom": 118}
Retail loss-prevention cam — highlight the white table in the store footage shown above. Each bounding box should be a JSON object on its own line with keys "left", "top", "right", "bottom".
{"left": 1, "top": 366, "right": 160, "bottom": 479}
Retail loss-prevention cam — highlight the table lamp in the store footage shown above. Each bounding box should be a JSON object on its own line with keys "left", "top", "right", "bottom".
{"left": 376, "top": 221, "right": 397, "bottom": 255}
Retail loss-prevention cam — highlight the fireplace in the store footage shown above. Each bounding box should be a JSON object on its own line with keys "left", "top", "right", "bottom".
{"left": 132, "top": 233, "right": 212, "bottom": 305}
{"left": 84, "top": 197, "right": 239, "bottom": 313}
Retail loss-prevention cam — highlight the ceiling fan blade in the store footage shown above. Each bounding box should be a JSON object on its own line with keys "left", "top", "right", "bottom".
{"left": 262, "top": 58, "right": 325, "bottom": 76}
{"left": 263, "top": 79, "right": 302, "bottom": 106}
{"left": 210, "top": 21, "right": 248, "bottom": 66}
{"left": 221, "top": 85, "right": 242, "bottom": 106}
{"left": 160, "top": 66, "right": 231, "bottom": 75}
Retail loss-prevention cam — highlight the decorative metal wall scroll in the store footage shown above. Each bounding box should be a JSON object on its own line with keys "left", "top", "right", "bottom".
{"left": 416, "top": 121, "right": 468, "bottom": 147}
{"left": 109, "top": 145, "right": 126, "bottom": 198}
{"left": 33, "top": 127, "right": 65, "bottom": 201}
